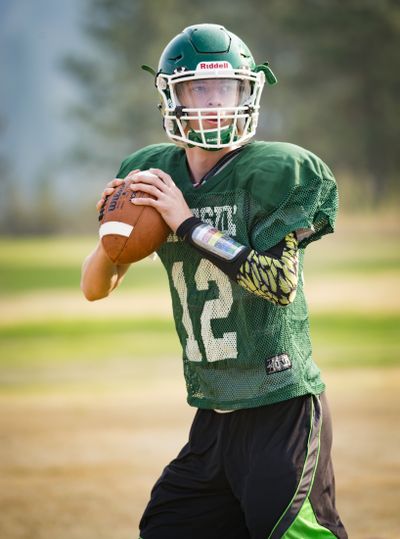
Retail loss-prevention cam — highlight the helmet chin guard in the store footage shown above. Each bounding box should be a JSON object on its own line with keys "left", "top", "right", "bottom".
{"left": 153, "top": 24, "right": 276, "bottom": 151}
{"left": 188, "top": 124, "right": 240, "bottom": 151}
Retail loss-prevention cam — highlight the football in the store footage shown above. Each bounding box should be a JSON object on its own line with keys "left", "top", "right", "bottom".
{"left": 98, "top": 175, "right": 170, "bottom": 264}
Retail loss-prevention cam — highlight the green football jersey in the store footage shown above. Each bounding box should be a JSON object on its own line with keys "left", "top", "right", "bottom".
{"left": 116, "top": 141, "right": 338, "bottom": 410}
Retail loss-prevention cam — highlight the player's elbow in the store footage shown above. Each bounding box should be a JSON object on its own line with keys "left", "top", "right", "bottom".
{"left": 274, "top": 278, "right": 298, "bottom": 306}
{"left": 275, "top": 287, "right": 298, "bottom": 307}
{"left": 82, "top": 290, "right": 107, "bottom": 302}
{"left": 258, "top": 286, "right": 297, "bottom": 306}
{"left": 80, "top": 280, "right": 110, "bottom": 302}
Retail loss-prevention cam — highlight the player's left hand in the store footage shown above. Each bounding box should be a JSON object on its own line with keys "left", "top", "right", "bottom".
{"left": 129, "top": 168, "right": 193, "bottom": 232}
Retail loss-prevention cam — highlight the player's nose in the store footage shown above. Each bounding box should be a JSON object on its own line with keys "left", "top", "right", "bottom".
{"left": 207, "top": 90, "right": 223, "bottom": 107}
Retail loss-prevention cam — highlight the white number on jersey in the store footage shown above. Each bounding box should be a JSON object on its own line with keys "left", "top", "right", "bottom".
{"left": 172, "top": 259, "right": 238, "bottom": 362}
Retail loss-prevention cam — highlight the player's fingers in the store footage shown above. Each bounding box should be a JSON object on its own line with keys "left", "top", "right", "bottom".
{"left": 131, "top": 193, "right": 157, "bottom": 207}
{"left": 130, "top": 182, "right": 160, "bottom": 199}
{"left": 105, "top": 178, "right": 125, "bottom": 189}
{"left": 97, "top": 182, "right": 122, "bottom": 212}
{"left": 125, "top": 169, "right": 140, "bottom": 180}
{"left": 99, "top": 187, "right": 116, "bottom": 203}
{"left": 96, "top": 191, "right": 112, "bottom": 211}
{"left": 96, "top": 198, "right": 104, "bottom": 212}
{"left": 149, "top": 168, "right": 175, "bottom": 187}
{"left": 129, "top": 174, "right": 166, "bottom": 193}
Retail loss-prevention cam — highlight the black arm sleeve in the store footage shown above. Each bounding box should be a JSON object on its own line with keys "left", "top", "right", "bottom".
{"left": 176, "top": 216, "right": 251, "bottom": 280}
{"left": 176, "top": 217, "right": 299, "bottom": 306}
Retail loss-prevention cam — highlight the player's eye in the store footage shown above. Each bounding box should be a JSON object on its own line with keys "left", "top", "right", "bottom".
{"left": 191, "top": 84, "right": 207, "bottom": 94}
{"left": 220, "top": 84, "right": 232, "bottom": 94}
{"left": 220, "top": 81, "right": 238, "bottom": 95}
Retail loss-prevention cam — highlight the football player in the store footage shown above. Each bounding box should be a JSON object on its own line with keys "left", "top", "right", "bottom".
{"left": 82, "top": 23, "right": 347, "bottom": 539}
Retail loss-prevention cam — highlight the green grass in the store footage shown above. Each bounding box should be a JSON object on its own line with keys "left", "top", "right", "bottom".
{"left": 0, "top": 229, "right": 399, "bottom": 392}
{"left": 0, "top": 236, "right": 96, "bottom": 266}
{"left": 3, "top": 257, "right": 397, "bottom": 294}
{"left": 0, "top": 261, "right": 168, "bottom": 293}
{"left": 301, "top": 216, "right": 400, "bottom": 276}
{"left": 306, "top": 256, "right": 400, "bottom": 276}
{"left": 1, "top": 228, "right": 399, "bottom": 294}
{"left": 0, "top": 318, "right": 179, "bottom": 366}
{"left": 0, "top": 236, "right": 168, "bottom": 293}
{"left": 310, "top": 313, "right": 400, "bottom": 368}
{"left": 0, "top": 313, "right": 398, "bottom": 370}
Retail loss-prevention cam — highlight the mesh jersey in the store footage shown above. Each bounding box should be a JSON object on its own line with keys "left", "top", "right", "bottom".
{"left": 116, "top": 141, "right": 338, "bottom": 410}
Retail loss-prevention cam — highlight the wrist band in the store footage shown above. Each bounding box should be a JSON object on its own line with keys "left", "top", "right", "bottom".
{"left": 176, "top": 217, "right": 250, "bottom": 280}
{"left": 177, "top": 217, "right": 247, "bottom": 261}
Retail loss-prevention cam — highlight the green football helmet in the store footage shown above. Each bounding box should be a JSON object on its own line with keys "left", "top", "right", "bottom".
{"left": 153, "top": 24, "right": 277, "bottom": 151}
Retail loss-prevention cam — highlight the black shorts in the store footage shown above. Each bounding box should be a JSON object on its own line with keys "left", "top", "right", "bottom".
{"left": 139, "top": 393, "right": 347, "bottom": 539}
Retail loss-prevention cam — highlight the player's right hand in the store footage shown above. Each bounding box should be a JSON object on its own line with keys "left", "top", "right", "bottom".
{"left": 96, "top": 170, "right": 140, "bottom": 212}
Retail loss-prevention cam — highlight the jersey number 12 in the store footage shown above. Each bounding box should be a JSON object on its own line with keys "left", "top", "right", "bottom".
{"left": 171, "top": 259, "right": 238, "bottom": 362}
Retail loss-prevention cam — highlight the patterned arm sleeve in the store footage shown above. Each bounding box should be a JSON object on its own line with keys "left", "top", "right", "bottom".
{"left": 176, "top": 217, "right": 299, "bottom": 307}
{"left": 236, "top": 233, "right": 299, "bottom": 306}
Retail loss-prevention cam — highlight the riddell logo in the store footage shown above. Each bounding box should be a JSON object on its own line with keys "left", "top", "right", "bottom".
{"left": 197, "top": 61, "right": 232, "bottom": 70}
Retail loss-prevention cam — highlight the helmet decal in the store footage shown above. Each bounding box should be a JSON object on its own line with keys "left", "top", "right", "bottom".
{"left": 195, "top": 61, "right": 233, "bottom": 71}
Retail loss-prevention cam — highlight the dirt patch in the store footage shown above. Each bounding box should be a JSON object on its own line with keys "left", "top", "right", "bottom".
{"left": 0, "top": 365, "right": 399, "bottom": 539}
{"left": 0, "top": 290, "right": 174, "bottom": 324}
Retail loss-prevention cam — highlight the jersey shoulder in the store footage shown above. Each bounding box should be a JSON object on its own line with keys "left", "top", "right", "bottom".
{"left": 245, "top": 141, "right": 333, "bottom": 170}
{"left": 237, "top": 141, "right": 336, "bottom": 206}
{"left": 116, "top": 143, "right": 184, "bottom": 177}
{"left": 236, "top": 141, "right": 338, "bottom": 249}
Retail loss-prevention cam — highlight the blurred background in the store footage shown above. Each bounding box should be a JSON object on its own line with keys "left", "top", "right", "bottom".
{"left": 0, "top": 1, "right": 399, "bottom": 538}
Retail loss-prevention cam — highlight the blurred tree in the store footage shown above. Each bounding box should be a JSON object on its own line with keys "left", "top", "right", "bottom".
{"left": 0, "top": 116, "right": 65, "bottom": 234}
{"left": 270, "top": 0, "right": 400, "bottom": 201}
{"left": 62, "top": 0, "right": 182, "bottom": 170}
{"left": 62, "top": 0, "right": 287, "bottom": 154}
{"left": 63, "top": 0, "right": 400, "bottom": 204}
{"left": 0, "top": 117, "right": 26, "bottom": 234}
{"left": 0, "top": 170, "right": 31, "bottom": 235}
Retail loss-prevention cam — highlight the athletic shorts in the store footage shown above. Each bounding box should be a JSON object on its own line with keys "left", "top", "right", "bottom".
{"left": 139, "top": 393, "right": 347, "bottom": 539}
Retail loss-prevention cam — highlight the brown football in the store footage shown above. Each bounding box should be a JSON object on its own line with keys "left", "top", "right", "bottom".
{"left": 98, "top": 178, "right": 170, "bottom": 264}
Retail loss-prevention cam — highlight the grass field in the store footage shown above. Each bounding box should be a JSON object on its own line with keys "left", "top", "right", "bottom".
{"left": 0, "top": 214, "right": 399, "bottom": 538}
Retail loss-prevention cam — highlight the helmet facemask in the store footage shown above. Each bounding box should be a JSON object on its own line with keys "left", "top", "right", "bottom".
{"left": 157, "top": 67, "right": 266, "bottom": 150}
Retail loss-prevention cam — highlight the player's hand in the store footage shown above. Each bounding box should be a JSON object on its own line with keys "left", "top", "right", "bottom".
{"left": 129, "top": 168, "right": 193, "bottom": 232}
{"left": 96, "top": 170, "right": 140, "bottom": 212}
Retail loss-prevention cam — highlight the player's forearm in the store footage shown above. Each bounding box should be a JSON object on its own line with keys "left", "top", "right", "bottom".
{"left": 81, "top": 241, "right": 129, "bottom": 301}
{"left": 176, "top": 217, "right": 299, "bottom": 306}
{"left": 236, "top": 234, "right": 298, "bottom": 305}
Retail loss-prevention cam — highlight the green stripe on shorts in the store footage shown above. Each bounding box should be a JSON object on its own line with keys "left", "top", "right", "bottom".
{"left": 281, "top": 498, "right": 337, "bottom": 538}
{"left": 268, "top": 395, "right": 322, "bottom": 538}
